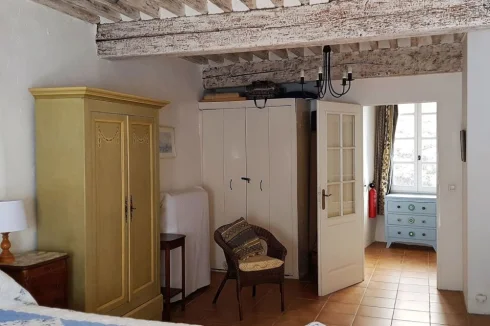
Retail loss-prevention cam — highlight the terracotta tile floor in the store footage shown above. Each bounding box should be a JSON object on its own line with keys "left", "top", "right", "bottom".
{"left": 170, "top": 242, "right": 490, "bottom": 326}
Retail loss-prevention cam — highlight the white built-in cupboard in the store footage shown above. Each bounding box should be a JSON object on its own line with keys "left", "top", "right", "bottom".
{"left": 199, "top": 99, "right": 310, "bottom": 279}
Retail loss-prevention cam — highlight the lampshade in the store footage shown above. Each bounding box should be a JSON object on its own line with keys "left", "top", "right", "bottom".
{"left": 0, "top": 200, "right": 27, "bottom": 233}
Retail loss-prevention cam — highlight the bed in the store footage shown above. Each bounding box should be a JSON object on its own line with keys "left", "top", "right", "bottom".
{"left": 0, "top": 269, "right": 195, "bottom": 326}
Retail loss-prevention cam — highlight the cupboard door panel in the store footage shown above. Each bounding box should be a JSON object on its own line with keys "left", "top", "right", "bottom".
{"left": 223, "top": 109, "right": 247, "bottom": 224}
{"left": 246, "top": 108, "right": 270, "bottom": 230}
{"left": 269, "top": 107, "right": 295, "bottom": 276}
{"left": 202, "top": 110, "right": 226, "bottom": 270}
{"left": 128, "top": 116, "right": 158, "bottom": 302}
{"left": 90, "top": 113, "right": 129, "bottom": 313}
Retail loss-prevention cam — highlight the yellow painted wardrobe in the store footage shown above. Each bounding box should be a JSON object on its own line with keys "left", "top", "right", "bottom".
{"left": 31, "top": 87, "right": 168, "bottom": 320}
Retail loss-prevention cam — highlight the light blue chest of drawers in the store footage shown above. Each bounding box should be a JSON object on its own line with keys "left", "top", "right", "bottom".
{"left": 385, "top": 194, "right": 437, "bottom": 251}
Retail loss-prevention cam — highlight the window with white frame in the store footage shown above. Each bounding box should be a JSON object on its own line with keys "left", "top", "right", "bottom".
{"left": 391, "top": 102, "right": 437, "bottom": 193}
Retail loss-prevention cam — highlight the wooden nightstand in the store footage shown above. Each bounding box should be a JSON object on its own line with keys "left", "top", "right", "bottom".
{"left": 0, "top": 251, "right": 68, "bottom": 308}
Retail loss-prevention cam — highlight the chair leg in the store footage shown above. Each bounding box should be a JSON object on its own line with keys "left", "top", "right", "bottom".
{"left": 252, "top": 285, "right": 256, "bottom": 298}
{"left": 212, "top": 272, "right": 228, "bottom": 304}
{"left": 279, "top": 283, "right": 285, "bottom": 312}
{"left": 236, "top": 281, "right": 243, "bottom": 321}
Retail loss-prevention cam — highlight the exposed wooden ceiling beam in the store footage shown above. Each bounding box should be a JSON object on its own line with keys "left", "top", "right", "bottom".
{"left": 155, "top": 0, "right": 186, "bottom": 16}
{"left": 397, "top": 38, "right": 412, "bottom": 48}
{"left": 289, "top": 48, "right": 305, "bottom": 57}
{"left": 202, "top": 43, "right": 463, "bottom": 89}
{"left": 205, "top": 54, "right": 225, "bottom": 64}
{"left": 252, "top": 51, "right": 270, "bottom": 60}
{"left": 183, "top": 56, "right": 209, "bottom": 64}
{"left": 93, "top": 0, "right": 141, "bottom": 20}
{"left": 241, "top": 0, "right": 256, "bottom": 10}
{"left": 270, "top": 0, "right": 284, "bottom": 7}
{"left": 330, "top": 45, "right": 341, "bottom": 53}
{"left": 349, "top": 43, "right": 360, "bottom": 52}
{"left": 97, "top": 0, "right": 489, "bottom": 58}
{"left": 271, "top": 49, "right": 289, "bottom": 59}
{"left": 308, "top": 47, "right": 322, "bottom": 56}
{"left": 181, "top": 0, "right": 208, "bottom": 14}
{"left": 31, "top": 0, "right": 100, "bottom": 23}
{"left": 117, "top": 0, "right": 160, "bottom": 18}
{"left": 237, "top": 52, "right": 254, "bottom": 62}
{"left": 223, "top": 53, "right": 241, "bottom": 63}
{"left": 369, "top": 41, "right": 378, "bottom": 51}
{"left": 209, "top": 0, "right": 233, "bottom": 12}
{"left": 63, "top": 0, "right": 122, "bottom": 22}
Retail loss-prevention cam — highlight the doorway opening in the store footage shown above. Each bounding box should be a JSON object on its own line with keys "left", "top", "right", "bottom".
{"left": 310, "top": 101, "right": 438, "bottom": 296}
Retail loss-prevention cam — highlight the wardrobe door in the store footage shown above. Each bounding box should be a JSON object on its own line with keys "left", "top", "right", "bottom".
{"left": 128, "top": 116, "right": 159, "bottom": 305}
{"left": 202, "top": 110, "right": 226, "bottom": 270}
{"left": 246, "top": 108, "right": 270, "bottom": 230}
{"left": 269, "top": 106, "right": 295, "bottom": 276}
{"left": 88, "top": 112, "right": 129, "bottom": 313}
{"left": 223, "top": 109, "right": 247, "bottom": 223}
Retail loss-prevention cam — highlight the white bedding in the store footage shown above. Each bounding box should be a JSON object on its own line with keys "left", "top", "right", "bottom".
{"left": 0, "top": 269, "right": 196, "bottom": 326}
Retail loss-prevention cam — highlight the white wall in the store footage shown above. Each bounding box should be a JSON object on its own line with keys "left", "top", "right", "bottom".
{"left": 322, "top": 73, "right": 463, "bottom": 291}
{"left": 0, "top": 0, "right": 203, "bottom": 253}
{"left": 363, "top": 106, "right": 376, "bottom": 248}
{"left": 464, "top": 29, "right": 490, "bottom": 314}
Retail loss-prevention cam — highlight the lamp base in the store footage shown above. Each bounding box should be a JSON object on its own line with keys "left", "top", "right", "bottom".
{"left": 0, "top": 232, "right": 15, "bottom": 264}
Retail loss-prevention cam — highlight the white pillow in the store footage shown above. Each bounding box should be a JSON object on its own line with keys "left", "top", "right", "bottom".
{"left": 0, "top": 269, "right": 37, "bottom": 306}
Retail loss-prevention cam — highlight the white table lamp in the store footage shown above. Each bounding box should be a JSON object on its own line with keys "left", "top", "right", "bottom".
{"left": 0, "top": 200, "right": 27, "bottom": 263}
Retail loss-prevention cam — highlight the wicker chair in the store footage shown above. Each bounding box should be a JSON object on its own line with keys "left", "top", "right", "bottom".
{"left": 213, "top": 223, "right": 287, "bottom": 320}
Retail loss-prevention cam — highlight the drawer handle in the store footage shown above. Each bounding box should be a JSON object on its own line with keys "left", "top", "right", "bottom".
{"left": 397, "top": 218, "right": 402, "bottom": 222}
{"left": 422, "top": 233, "right": 426, "bottom": 237}
{"left": 422, "top": 220, "right": 426, "bottom": 224}
{"left": 397, "top": 232, "right": 401, "bottom": 235}
{"left": 397, "top": 205, "right": 401, "bottom": 209}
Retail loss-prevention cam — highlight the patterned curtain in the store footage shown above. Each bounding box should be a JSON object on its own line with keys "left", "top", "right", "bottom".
{"left": 373, "top": 105, "right": 398, "bottom": 215}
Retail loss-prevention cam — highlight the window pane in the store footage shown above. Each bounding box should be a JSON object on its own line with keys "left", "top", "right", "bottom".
{"left": 421, "top": 102, "right": 437, "bottom": 113}
{"left": 327, "top": 149, "right": 340, "bottom": 183}
{"left": 343, "top": 149, "right": 355, "bottom": 181}
{"left": 398, "top": 104, "right": 415, "bottom": 114}
{"left": 327, "top": 184, "right": 340, "bottom": 218}
{"left": 327, "top": 114, "right": 340, "bottom": 147}
{"left": 421, "top": 114, "right": 437, "bottom": 137}
{"left": 393, "top": 163, "right": 415, "bottom": 187}
{"left": 421, "top": 139, "right": 437, "bottom": 162}
{"left": 395, "top": 115, "right": 415, "bottom": 138}
{"left": 393, "top": 139, "right": 415, "bottom": 162}
{"left": 343, "top": 183, "right": 355, "bottom": 215}
{"left": 342, "top": 115, "right": 355, "bottom": 147}
{"left": 422, "top": 163, "right": 437, "bottom": 188}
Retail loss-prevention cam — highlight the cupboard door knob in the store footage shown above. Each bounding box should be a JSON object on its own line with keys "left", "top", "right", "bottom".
{"left": 397, "top": 232, "right": 401, "bottom": 235}
{"left": 422, "top": 207, "right": 426, "bottom": 210}
{"left": 397, "top": 218, "right": 402, "bottom": 222}
{"left": 422, "top": 233, "right": 426, "bottom": 236}
{"left": 397, "top": 205, "right": 401, "bottom": 209}
{"left": 422, "top": 220, "right": 426, "bottom": 224}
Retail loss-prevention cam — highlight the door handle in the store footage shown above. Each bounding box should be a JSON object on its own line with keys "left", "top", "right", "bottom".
{"left": 130, "top": 195, "right": 136, "bottom": 221}
{"left": 322, "top": 189, "right": 332, "bottom": 210}
{"left": 260, "top": 180, "right": 263, "bottom": 191}
{"left": 229, "top": 179, "right": 233, "bottom": 190}
{"left": 241, "top": 177, "right": 251, "bottom": 183}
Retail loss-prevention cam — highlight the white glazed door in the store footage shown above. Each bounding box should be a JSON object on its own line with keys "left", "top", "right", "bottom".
{"left": 316, "top": 101, "right": 364, "bottom": 296}
{"left": 269, "top": 105, "right": 295, "bottom": 277}
{"left": 202, "top": 109, "right": 226, "bottom": 270}
{"left": 223, "top": 109, "right": 247, "bottom": 223}
{"left": 246, "top": 107, "right": 270, "bottom": 231}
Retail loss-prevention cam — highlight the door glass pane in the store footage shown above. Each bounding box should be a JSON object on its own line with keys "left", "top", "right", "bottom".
{"left": 421, "top": 102, "right": 437, "bottom": 113}
{"left": 393, "top": 163, "right": 415, "bottom": 187}
{"left": 342, "top": 115, "right": 355, "bottom": 147}
{"left": 327, "top": 184, "right": 340, "bottom": 218}
{"left": 327, "top": 114, "right": 340, "bottom": 147}
{"left": 395, "top": 115, "right": 415, "bottom": 138}
{"left": 421, "top": 139, "right": 437, "bottom": 162}
{"left": 422, "top": 164, "right": 437, "bottom": 188}
{"left": 327, "top": 149, "right": 340, "bottom": 183}
{"left": 398, "top": 104, "right": 415, "bottom": 114}
{"left": 343, "top": 149, "right": 355, "bottom": 181}
{"left": 393, "top": 139, "right": 415, "bottom": 162}
{"left": 343, "top": 182, "right": 355, "bottom": 215}
{"left": 421, "top": 114, "right": 437, "bottom": 137}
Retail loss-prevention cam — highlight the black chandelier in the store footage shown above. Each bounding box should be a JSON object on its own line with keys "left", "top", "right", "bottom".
{"left": 299, "top": 45, "right": 354, "bottom": 99}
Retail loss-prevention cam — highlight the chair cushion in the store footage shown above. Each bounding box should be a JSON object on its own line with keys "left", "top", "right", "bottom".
{"left": 239, "top": 255, "right": 284, "bottom": 272}
{"left": 220, "top": 217, "right": 264, "bottom": 260}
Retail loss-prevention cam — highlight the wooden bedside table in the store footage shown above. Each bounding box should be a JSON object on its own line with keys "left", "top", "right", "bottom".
{"left": 0, "top": 251, "right": 68, "bottom": 308}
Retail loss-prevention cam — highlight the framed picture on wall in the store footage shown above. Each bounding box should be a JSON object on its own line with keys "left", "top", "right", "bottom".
{"left": 159, "top": 126, "right": 176, "bottom": 158}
